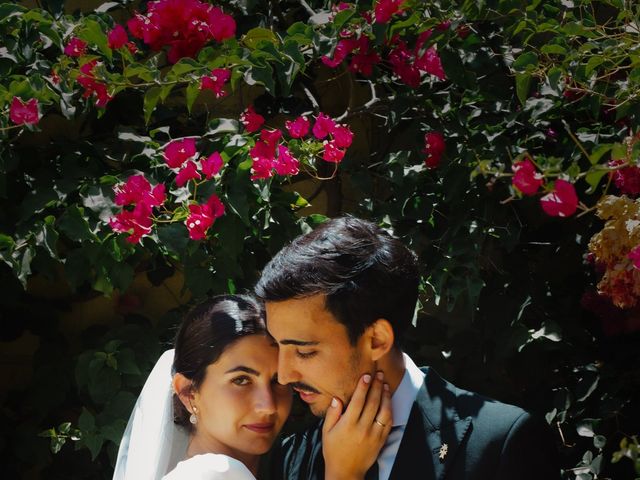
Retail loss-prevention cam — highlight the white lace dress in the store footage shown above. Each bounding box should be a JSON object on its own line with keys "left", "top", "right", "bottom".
{"left": 162, "top": 453, "right": 255, "bottom": 480}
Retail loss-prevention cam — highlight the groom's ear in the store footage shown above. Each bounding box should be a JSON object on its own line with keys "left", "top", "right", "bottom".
{"left": 173, "top": 373, "right": 196, "bottom": 412}
{"left": 369, "top": 318, "right": 394, "bottom": 362}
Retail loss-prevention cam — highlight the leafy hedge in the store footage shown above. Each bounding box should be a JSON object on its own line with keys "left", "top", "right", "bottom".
{"left": 1, "top": 0, "right": 639, "bottom": 478}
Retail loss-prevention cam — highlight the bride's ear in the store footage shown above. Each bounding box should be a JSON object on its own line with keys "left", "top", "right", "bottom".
{"left": 173, "top": 373, "right": 196, "bottom": 413}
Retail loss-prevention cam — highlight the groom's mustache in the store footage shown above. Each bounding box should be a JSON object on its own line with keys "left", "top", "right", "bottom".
{"left": 290, "top": 382, "right": 321, "bottom": 394}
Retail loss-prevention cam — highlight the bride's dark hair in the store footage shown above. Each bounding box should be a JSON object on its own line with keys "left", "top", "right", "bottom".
{"left": 172, "top": 294, "right": 266, "bottom": 428}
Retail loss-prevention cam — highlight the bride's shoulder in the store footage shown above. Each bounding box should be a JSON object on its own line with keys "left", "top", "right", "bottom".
{"left": 162, "top": 453, "right": 255, "bottom": 480}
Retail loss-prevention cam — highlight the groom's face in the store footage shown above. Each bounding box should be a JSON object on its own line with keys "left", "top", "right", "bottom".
{"left": 266, "top": 294, "right": 372, "bottom": 417}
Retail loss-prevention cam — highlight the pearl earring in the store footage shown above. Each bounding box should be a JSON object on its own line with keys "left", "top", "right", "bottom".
{"left": 189, "top": 406, "right": 198, "bottom": 425}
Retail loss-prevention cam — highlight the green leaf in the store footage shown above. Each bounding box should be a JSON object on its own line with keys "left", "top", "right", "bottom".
{"left": 116, "top": 349, "right": 141, "bottom": 375}
{"left": 186, "top": 81, "right": 200, "bottom": 114}
{"left": 333, "top": 9, "right": 356, "bottom": 30}
{"left": 58, "top": 205, "right": 95, "bottom": 242}
{"left": 0, "top": 4, "right": 27, "bottom": 18}
{"left": 516, "top": 72, "right": 532, "bottom": 105}
{"left": 167, "top": 58, "right": 202, "bottom": 77}
{"left": 589, "top": 144, "right": 613, "bottom": 165}
{"left": 512, "top": 51, "right": 538, "bottom": 71}
{"left": 35, "top": 217, "right": 59, "bottom": 259}
{"left": 79, "top": 19, "right": 112, "bottom": 60}
{"left": 541, "top": 44, "right": 567, "bottom": 56}
{"left": 157, "top": 223, "right": 190, "bottom": 255}
{"left": 243, "top": 28, "right": 279, "bottom": 49}
{"left": 585, "top": 168, "right": 609, "bottom": 194}
{"left": 585, "top": 56, "right": 604, "bottom": 76}
{"left": 108, "top": 262, "right": 134, "bottom": 292}
{"left": 244, "top": 62, "right": 275, "bottom": 95}
{"left": 143, "top": 86, "right": 162, "bottom": 125}
{"left": 440, "top": 48, "right": 472, "bottom": 89}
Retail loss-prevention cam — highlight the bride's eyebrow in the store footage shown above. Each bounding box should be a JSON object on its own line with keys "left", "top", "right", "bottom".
{"left": 225, "top": 366, "right": 260, "bottom": 375}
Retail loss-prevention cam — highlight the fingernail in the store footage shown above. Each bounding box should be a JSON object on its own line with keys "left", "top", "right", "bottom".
{"left": 363, "top": 374, "right": 372, "bottom": 384}
{"left": 331, "top": 397, "right": 338, "bottom": 408}
{"left": 376, "top": 371, "right": 384, "bottom": 381}
{"left": 383, "top": 383, "right": 390, "bottom": 391}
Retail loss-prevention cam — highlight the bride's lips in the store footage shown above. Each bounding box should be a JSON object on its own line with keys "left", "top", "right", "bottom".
{"left": 244, "top": 422, "right": 275, "bottom": 434}
{"left": 293, "top": 387, "right": 318, "bottom": 403}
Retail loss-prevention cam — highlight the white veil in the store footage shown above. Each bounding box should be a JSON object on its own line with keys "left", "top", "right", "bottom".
{"left": 113, "top": 349, "right": 189, "bottom": 480}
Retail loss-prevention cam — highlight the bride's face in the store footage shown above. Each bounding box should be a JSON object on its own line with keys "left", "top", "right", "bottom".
{"left": 192, "top": 334, "right": 292, "bottom": 458}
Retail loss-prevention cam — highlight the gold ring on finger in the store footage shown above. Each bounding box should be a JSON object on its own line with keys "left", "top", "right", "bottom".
{"left": 374, "top": 419, "right": 387, "bottom": 427}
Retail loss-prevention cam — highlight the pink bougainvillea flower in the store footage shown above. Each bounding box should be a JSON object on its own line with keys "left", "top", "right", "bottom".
{"left": 108, "top": 24, "right": 129, "bottom": 50}
{"left": 323, "top": 141, "right": 346, "bottom": 163}
{"left": 260, "top": 128, "right": 283, "bottom": 150}
{"left": 423, "top": 132, "right": 446, "bottom": 168}
{"left": 114, "top": 174, "right": 166, "bottom": 207}
{"left": 9, "top": 98, "right": 40, "bottom": 125}
{"left": 240, "top": 105, "right": 265, "bottom": 133}
{"left": 64, "top": 37, "right": 87, "bottom": 57}
{"left": 285, "top": 116, "right": 311, "bottom": 138}
{"left": 629, "top": 245, "right": 640, "bottom": 269}
{"left": 127, "top": 0, "right": 235, "bottom": 64}
{"left": 110, "top": 203, "right": 154, "bottom": 244}
{"left": 249, "top": 141, "right": 275, "bottom": 180}
{"left": 374, "top": 0, "right": 405, "bottom": 24}
{"left": 50, "top": 69, "right": 61, "bottom": 85}
{"left": 312, "top": 113, "right": 337, "bottom": 140}
{"left": 540, "top": 179, "right": 579, "bottom": 217}
{"left": 349, "top": 50, "right": 381, "bottom": 77}
{"left": 200, "top": 68, "right": 231, "bottom": 98}
{"left": 208, "top": 6, "right": 236, "bottom": 42}
{"left": 609, "top": 160, "right": 640, "bottom": 197}
{"left": 175, "top": 160, "right": 201, "bottom": 187}
{"left": 185, "top": 193, "right": 225, "bottom": 240}
{"left": 126, "top": 41, "right": 138, "bottom": 54}
{"left": 512, "top": 158, "right": 544, "bottom": 195}
{"left": 164, "top": 138, "right": 197, "bottom": 169}
{"left": 388, "top": 40, "right": 421, "bottom": 87}
{"left": 201, "top": 152, "right": 224, "bottom": 178}
{"left": 332, "top": 124, "right": 354, "bottom": 148}
{"left": 274, "top": 145, "right": 300, "bottom": 176}
{"left": 77, "top": 60, "right": 112, "bottom": 107}
{"left": 415, "top": 46, "right": 446, "bottom": 80}
{"left": 321, "top": 38, "right": 357, "bottom": 68}
{"left": 323, "top": 35, "right": 380, "bottom": 76}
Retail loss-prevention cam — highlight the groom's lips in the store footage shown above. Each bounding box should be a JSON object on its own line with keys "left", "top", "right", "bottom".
{"left": 244, "top": 422, "right": 275, "bottom": 434}
{"left": 293, "top": 387, "right": 319, "bottom": 403}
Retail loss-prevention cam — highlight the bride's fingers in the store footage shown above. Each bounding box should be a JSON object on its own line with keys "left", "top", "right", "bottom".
{"left": 322, "top": 396, "right": 344, "bottom": 434}
{"left": 373, "top": 383, "right": 392, "bottom": 438}
{"left": 359, "top": 371, "right": 384, "bottom": 426}
{"left": 342, "top": 373, "right": 372, "bottom": 423}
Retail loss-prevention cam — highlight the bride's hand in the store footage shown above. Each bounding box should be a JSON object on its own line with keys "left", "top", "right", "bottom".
{"left": 322, "top": 371, "right": 392, "bottom": 480}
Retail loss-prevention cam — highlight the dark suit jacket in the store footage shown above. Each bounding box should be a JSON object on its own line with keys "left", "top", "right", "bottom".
{"left": 268, "top": 367, "right": 561, "bottom": 480}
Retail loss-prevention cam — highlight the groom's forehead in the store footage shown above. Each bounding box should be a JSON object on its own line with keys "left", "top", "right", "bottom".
{"left": 265, "top": 296, "right": 347, "bottom": 339}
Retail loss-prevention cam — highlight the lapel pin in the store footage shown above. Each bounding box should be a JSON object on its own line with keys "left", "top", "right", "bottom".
{"left": 438, "top": 443, "right": 448, "bottom": 461}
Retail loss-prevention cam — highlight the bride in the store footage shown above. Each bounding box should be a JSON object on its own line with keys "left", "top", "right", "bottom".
{"left": 113, "top": 294, "right": 391, "bottom": 479}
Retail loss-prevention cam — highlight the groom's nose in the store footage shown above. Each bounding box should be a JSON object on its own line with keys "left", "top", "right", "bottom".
{"left": 277, "top": 348, "right": 299, "bottom": 385}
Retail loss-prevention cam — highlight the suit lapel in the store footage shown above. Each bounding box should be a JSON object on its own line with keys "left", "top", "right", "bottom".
{"left": 389, "top": 368, "right": 472, "bottom": 480}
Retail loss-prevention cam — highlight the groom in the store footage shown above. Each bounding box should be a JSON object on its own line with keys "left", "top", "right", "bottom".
{"left": 255, "top": 216, "right": 560, "bottom": 480}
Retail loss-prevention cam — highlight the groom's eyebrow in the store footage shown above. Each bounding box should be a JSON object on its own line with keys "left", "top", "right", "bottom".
{"left": 279, "top": 339, "right": 319, "bottom": 346}
{"left": 226, "top": 366, "right": 260, "bottom": 375}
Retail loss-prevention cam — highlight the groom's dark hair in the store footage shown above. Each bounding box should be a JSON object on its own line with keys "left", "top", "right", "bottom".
{"left": 254, "top": 216, "right": 420, "bottom": 346}
{"left": 172, "top": 294, "right": 265, "bottom": 429}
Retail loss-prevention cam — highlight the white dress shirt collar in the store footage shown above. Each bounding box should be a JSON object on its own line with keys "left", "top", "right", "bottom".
{"left": 390, "top": 353, "right": 425, "bottom": 427}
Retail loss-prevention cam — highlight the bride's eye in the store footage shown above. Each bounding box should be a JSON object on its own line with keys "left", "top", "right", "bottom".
{"left": 232, "top": 375, "right": 251, "bottom": 386}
